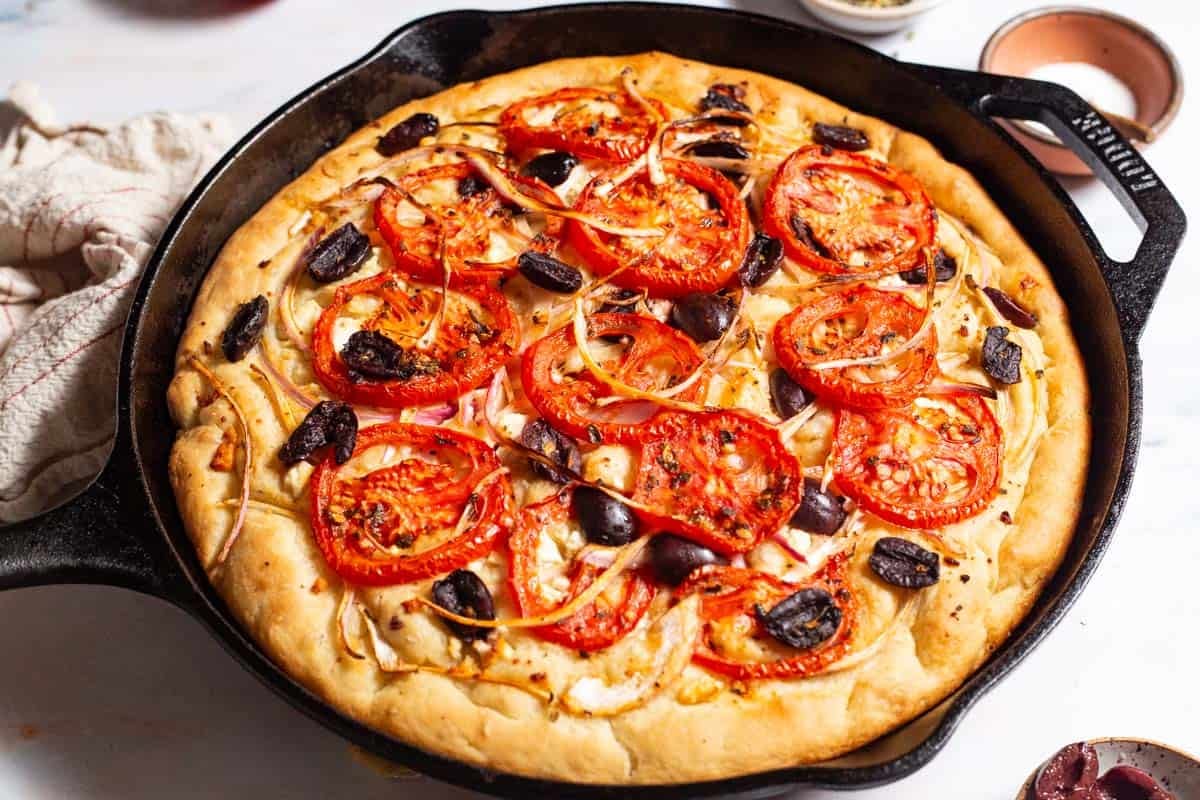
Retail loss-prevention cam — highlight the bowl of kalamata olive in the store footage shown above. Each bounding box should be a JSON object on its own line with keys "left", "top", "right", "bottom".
{"left": 796, "top": 0, "right": 952, "bottom": 35}
{"left": 1020, "top": 739, "right": 1200, "bottom": 800}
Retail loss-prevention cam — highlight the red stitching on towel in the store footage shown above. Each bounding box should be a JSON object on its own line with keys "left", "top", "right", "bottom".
{"left": 0, "top": 322, "right": 121, "bottom": 412}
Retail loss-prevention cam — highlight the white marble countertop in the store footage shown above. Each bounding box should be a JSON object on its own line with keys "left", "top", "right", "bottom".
{"left": 0, "top": 1, "right": 1195, "bottom": 798}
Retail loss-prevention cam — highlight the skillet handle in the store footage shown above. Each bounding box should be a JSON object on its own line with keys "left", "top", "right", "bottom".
{"left": 0, "top": 430, "right": 183, "bottom": 598}
{"left": 906, "top": 64, "right": 1186, "bottom": 343}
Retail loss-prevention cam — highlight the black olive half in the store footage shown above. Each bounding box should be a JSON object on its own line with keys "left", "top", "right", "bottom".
{"left": 518, "top": 251, "right": 583, "bottom": 294}
{"left": 431, "top": 569, "right": 495, "bottom": 642}
{"left": 670, "top": 292, "right": 737, "bottom": 342}
{"left": 521, "top": 151, "right": 579, "bottom": 187}
{"left": 650, "top": 534, "right": 727, "bottom": 586}
{"left": 341, "top": 330, "right": 439, "bottom": 382}
{"left": 574, "top": 485, "right": 639, "bottom": 547}
{"left": 789, "top": 477, "right": 846, "bottom": 535}
{"left": 683, "top": 139, "right": 751, "bottom": 161}
{"left": 899, "top": 248, "right": 957, "bottom": 285}
{"left": 307, "top": 223, "right": 371, "bottom": 283}
{"left": 769, "top": 368, "right": 810, "bottom": 420}
{"left": 738, "top": 232, "right": 784, "bottom": 288}
{"left": 699, "top": 83, "right": 751, "bottom": 115}
{"left": 279, "top": 400, "right": 358, "bottom": 466}
{"left": 982, "top": 326, "right": 1022, "bottom": 385}
{"left": 869, "top": 537, "right": 940, "bottom": 589}
{"left": 518, "top": 418, "right": 582, "bottom": 484}
{"left": 457, "top": 174, "right": 489, "bottom": 198}
{"left": 221, "top": 295, "right": 268, "bottom": 362}
{"left": 983, "top": 286, "right": 1038, "bottom": 329}
{"left": 376, "top": 112, "right": 439, "bottom": 156}
{"left": 812, "top": 123, "right": 870, "bottom": 152}
{"left": 755, "top": 587, "right": 842, "bottom": 649}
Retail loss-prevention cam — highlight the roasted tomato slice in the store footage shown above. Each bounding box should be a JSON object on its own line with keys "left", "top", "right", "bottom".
{"left": 521, "top": 312, "right": 708, "bottom": 444}
{"left": 507, "top": 487, "right": 655, "bottom": 651}
{"left": 772, "top": 287, "right": 938, "bottom": 410}
{"left": 632, "top": 410, "right": 802, "bottom": 555}
{"left": 312, "top": 272, "right": 517, "bottom": 408}
{"left": 763, "top": 145, "right": 935, "bottom": 275}
{"left": 498, "top": 87, "right": 666, "bottom": 162}
{"left": 568, "top": 159, "right": 752, "bottom": 298}
{"left": 679, "top": 555, "right": 856, "bottom": 681}
{"left": 833, "top": 395, "right": 1002, "bottom": 528}
{"left": 374, "top": 162, "right": 563, "bottom": 286}
{"left": 310, "top": 422, "right": 513, "bottom": 586}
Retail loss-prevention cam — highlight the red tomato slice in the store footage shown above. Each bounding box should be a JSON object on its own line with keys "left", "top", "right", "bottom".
{"left": 520, "top": 312, "right": 708, "bottom": 445}
{"left": 772, "top": 287, "right": 938, "bottom": 410}
{"left": 498, "top": 87, "right": 667, "bottom": 162}
{"left": 679, "top": 555, "right": 856, "bottom": 681}
{"left": 632, "top": 410, "right": 802, "bottom": 555}
{"left": 833, "top": 395, "right": 1002, "bottom": 528}
{"left": 310, "top": 422, "right": 513, "bottom": 586}
{"left": 373, "top": 162, "right": 563, "bottom": 286}
{"left": 312, "top": 272, "right": 517, "bottom": 408}
{"left": 568, "top": 159, "right": 751, "bottom": 298}
{"left": 763, "top": 145, "right": 935, "bottom": 275}
{"left": 507, "top": 487, "right": 655, "bottom": 652}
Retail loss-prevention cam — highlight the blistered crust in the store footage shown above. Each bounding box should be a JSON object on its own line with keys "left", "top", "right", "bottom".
{"left": 168, "top": 52, "right": 1089, "bottom": 783}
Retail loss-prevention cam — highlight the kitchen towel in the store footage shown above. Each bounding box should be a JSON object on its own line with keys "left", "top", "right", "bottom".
{"left": 0, "top": 82, "right": 232, "bottom": 522}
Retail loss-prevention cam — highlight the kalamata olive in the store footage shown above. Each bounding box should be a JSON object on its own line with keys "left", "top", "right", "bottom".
{"left": 650, "top": 535, "right": 727, "bottom": 585}
{"left": 899, "top": 248, "right": 957, "bottom": 285}
{"left": 279, "top": 400, "right": 358, "bottom": 466}
{"left": 340, "top": 330, "right": 439, "bottom": 382}
{"left": 982, "top": 326, "right": 1022, "bottom": 385}
{"left": 869, "top": 537, "right": 940, "bottom": 589}
{"left": 573, "top": 485, "right": 639, "bottom": 547}
{"left": 1033, "top": 742, "right": 1101, "bottom": 800}
{"left": 375, "top": 112, "right": 439, "bottom": 156}
{"left": 1094, "top": 766, "right": 1173, "bottom": 800}
{"left": 755, "top": 587, "right": 842, "bottom": 649}
{"left": 683, "top": 139, "right": 751, "bottom": 160}
{"left": 769, "top": 368, "right": 810, "bottom": 420}
{"left": 670, "top": 292, "right": 737, "bottom": 342}
{"left": 431, "top": 569, "right": 495, "bottom": 642}
{"left": 812, "top": 122, "right": 870, "bottom": 152}
{"left": 699, "top": 83, "right": 751, "bottom": 114}
{"left": 983, "top": 286, "right": 1038, "bottom": 329}
{"left": 306, "top": 223, "right": 371, "bottom": 283}
{"left": 597, "top": 288, "right": 640, "bottom": 315}
{"left": 221, "top": 295, "right": 268, "bottom": 362}
{"left": 517, "top": 251, "right": 583, "bottom": 294}
{"left": 738, "top": 232, "right": 784, "bottom": 288}
{"left": 518, "top": 418, "right": 582, "bottom": 483}
{"left": 521, "top": 151, "right": 579, "bottom": 187}
{"left": 789, "top": 477, "right": 846, "bottom": 535}
{"left": 457, "top": 174, "right": 489, "bottom": 198}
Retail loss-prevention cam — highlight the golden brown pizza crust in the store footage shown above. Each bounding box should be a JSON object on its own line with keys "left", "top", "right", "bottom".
{"left": 167, "top": 52, "right": 1089, "bottom": 783}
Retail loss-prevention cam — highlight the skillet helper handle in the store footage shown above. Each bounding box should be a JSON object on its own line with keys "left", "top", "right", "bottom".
{"left": 907, "top": 65, "right": 1187, "bottom": 343}
{"left": 0, "top": 434, "right": 181, "bottom": 597}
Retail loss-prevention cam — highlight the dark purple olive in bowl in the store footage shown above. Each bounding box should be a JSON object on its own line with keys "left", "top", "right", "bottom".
{"left": 1019, "top": 739, "right": 1198, "bottom": 800}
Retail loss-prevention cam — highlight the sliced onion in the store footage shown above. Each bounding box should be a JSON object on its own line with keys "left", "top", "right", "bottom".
{"left": 417, "top": 535, "right": 651, "bottom": 629}
{"left": 189, "top": 357, "right": 252, "bottom": 567}
{"left": 287, "top": 210, "right": 312, "bottom": 238}
{"left": 259, "top": 340, "right": 317, "bottom": 411}
{"left": 771, "top": 530, "right": 810, "bottom": 563}
{"left": 777, "top": 399, "right": 821, "bottom": 439}
{"left": 561, "top": 594, "right": 700, "bottom": 716}
{"left": 338, "top": 587, "right": 367, "bottom": 660}
{"left": 412, "top": 401, "right": 457, "bottom": 426}
{"left": 926, "top": 379, "right": 998, "bottom": 400}
{"left": 249, "top": 362, "right": 299, "bottom": 430}
{"left": 572, "top": 299, "right": 705, "bottom": 413}
{"left": 460, "top": 152, "right": 664, "bottom": 238}
{"left": 359, "top": 605, "right": 419, "bottom": 673}
{"left": 820, "top": 594, "right": 920, "bottom": 677}
{"left": 280, "top": 230, "right": 322, "bottom": 353}
{"left": 729, "top": 553, "right": 748, "bottom": 568}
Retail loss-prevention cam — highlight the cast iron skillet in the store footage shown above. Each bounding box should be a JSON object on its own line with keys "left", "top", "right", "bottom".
{"left": 0, "top": 4, "right": 1185, "bottom": 797}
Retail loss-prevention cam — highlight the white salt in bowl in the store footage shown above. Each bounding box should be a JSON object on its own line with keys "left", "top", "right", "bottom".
{"left": 796, "top": 0, "right": 952, "bottom": 35}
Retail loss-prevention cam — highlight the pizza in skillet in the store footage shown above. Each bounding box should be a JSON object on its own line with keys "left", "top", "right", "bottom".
{"left": 168, "top": 53, "right": 1089, "bottom": 784}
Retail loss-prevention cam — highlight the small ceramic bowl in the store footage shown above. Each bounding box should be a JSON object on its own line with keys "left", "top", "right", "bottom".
{"left": 980, "top": 6, "right": 1183, "bottom": 176}
{"left": 1016, "top": 738, "right": 1200, "bottom": 799}
{"left": 796, "top": 0, "right": 951, "bottom": 35}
